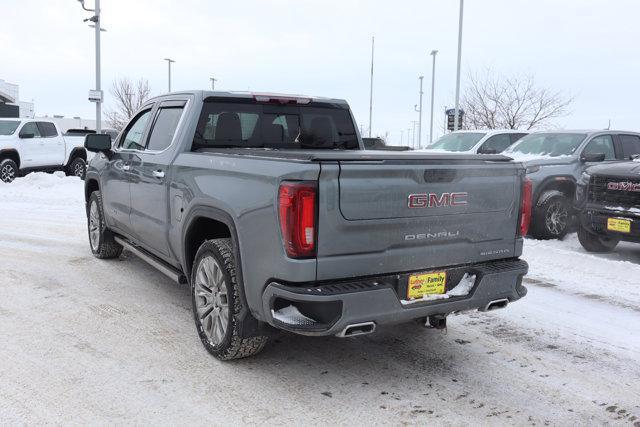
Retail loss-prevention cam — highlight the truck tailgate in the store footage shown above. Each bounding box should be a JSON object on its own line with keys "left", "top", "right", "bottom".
{"left": 316, "top": 158, "right": 523, "bottom": 281}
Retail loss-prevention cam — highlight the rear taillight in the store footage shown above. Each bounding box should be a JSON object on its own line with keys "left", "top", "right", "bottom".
{"left": 278, "top": 182, "right": 317, "bottom": 258}
{"left": 519, "top": 178, "right": 533, "bottom": 237}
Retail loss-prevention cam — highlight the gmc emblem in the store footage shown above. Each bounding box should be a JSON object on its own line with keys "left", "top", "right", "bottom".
{"left": 607, "top": 181, "right": 640, "bottom": 192}
{"left": 408, "top": 192, "right": 468, "bottom": 208}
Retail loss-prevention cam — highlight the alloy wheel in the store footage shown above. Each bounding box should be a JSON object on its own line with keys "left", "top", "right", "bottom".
{"left": 545, "top": 201, "right": 568, "bottom": 235}
{"left": 88, "top": 201, "right": 100, "bottom": 251}
{"left": 194, "top": 256, "right": 230, "bottom": 346}
{"left": 1, "top": 164, "right": 16, "bottom": 183}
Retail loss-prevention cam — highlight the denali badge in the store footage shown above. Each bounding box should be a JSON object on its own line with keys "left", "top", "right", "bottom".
{"left": 408, "top": 192, "right": 468, "bottom": 208}
{"left": 405, "top": 230, "right": 460, "bottom": 240}
{"left": 607, "top": 181, "right": 640, "bottom": 192}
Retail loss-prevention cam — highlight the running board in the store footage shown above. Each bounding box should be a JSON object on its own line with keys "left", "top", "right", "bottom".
{"left": 114, "top": 236, "right": 187, "bottom": 284}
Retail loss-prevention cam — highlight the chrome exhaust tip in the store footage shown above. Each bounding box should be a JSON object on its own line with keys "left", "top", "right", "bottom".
{"left": 483, "top": 298, "right": 509, "bottom": 311}
{"left": 336, "top": 322, "right": 376, "bottom": 338}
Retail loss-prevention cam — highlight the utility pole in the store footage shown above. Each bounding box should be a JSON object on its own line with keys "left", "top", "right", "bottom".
{"left": 368, "top": 36, "right": 375, "bottom": 137}
{"left": 209, "top": 77, "right": 217, "bottom": 91}
{"left": 414, "top": 76, "right": 424, "bottom": 149}
{"left": 407, "top": 127, "right": 411, "bottom": 149}
{"left": 78, "top": 0, "right": 102, "bottom": 133}
{"left": 454, "top": 0, "right": 464, "bottom": 131}
{"left": 164, "top": 58, "right": 175, "bottom": 92}
{"left": 400, "top": 130, "right": 403, "bottom": 145}
{"left": 429, "top": 50, "right": 438, "bottom": 144}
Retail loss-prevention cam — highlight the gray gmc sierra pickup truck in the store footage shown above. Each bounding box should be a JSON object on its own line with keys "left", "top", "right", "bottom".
{"left": 84, "top": 91, "right": 530, "bottom": 360}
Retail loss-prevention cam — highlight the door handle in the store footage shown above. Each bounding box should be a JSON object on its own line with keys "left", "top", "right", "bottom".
{"left": 152, "top": 170, "right": 165, "bottom": 179}
{"left": 122, "top": 163, "right": 131, "bottom": 171}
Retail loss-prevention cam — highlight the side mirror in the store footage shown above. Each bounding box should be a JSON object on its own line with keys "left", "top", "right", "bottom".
{"left": 19, "top": 132, "right": 35, "bottom": 139}
{"left": 85, "top": 133, "right": 112, "bottom": 154}
{"left": 581, "top": 152, "right": 606, "bottom": 163}
{"left": 478, "top": 147, "right": 498, "bottom": 154}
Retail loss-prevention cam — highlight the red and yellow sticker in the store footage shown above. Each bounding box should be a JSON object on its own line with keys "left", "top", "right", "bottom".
{"left": 407, "top": 272, "right": 447, "bottom": 299}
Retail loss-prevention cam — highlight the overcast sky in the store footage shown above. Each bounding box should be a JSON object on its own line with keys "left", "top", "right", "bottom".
{"left": 2, "top": 0, "right": 639, "bottom": 144}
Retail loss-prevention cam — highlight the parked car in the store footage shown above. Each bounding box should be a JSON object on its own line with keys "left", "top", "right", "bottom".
{"left": 362, "top": 137, "right": 411, "bottom": 151}
{"left": 504, "top": 130, "right": 640, "bottom": 239}
{"left": 0, "top": 118, "right": 89, "bottom": 183}
{"left": 574, "top": 159, "right": 640, "bottom": 252}
{"left": 84, "top": 90, "right": 530, "bottom": 360}
{"left": 422, "top": 130, "right": 528, "bottom": 154}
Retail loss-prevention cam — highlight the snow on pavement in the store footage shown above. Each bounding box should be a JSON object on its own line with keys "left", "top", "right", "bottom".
{"left": 1, "top": 174, "right": 639, "bottom": 425}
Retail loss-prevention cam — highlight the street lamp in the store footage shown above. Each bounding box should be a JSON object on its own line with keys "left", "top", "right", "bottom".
{"left": 164, "top": 58, "right": 175, "bottom": 93}
{"left": 454, "top": 0, "right": 464, "bottom": 131}
{"left": 414, "top": 76, "right": 424, "bottom": 149}
{"left": 429, "top": 50, "right": 438, "bottom": 144}
{"left": 368, "top": 36, "right": 375, "bottom": 137}
{"left": 209, "top": 77, "right": 217, "bottom": 91}
{"left": 77, "top": 0, "right": 102, "bottom": 133}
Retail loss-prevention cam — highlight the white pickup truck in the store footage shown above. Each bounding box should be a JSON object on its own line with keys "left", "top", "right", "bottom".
{"left": 0, "top": 118, "right": 91, "bottom": 183}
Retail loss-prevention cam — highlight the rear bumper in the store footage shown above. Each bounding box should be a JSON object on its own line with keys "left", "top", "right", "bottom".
{"left": 262, "top": 258, "right": 528, "bottom": 336}
{"left": 580, "top": 207, "right": 640, "bottom": 242}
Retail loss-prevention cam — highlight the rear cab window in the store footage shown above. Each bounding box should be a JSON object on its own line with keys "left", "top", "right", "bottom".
{"left": 0, "top": 120, "right": 21, "bottom": 135}
{"left": 146, "top": 101, "right": 186, "bottom": 152}
{"left": 37, "top": 122, "right": 58, "bottom": 137}
{"left": 192, "top": 98, "right": 359, "bottom": 151}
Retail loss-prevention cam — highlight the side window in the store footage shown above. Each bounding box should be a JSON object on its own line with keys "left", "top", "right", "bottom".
{"left": 481, "top": 134, "right": 512, "bottom": 153}
{"left": 619, "top": 134, "right": 640, "bottom": 159}
{"left": 510, "top": 133, "right": 527, "bottom": 143}
{"left": 147, "top": 107, "right": 185, "bottom": 151}
{"left": 583, "top": 135, "right": 615, "bottom": 160}
{"left": 19, "top": 122, "right": 42, "bottom": 138}
{"left": 119, "top": 109, "right": 152, "bottom": 150}
{"left": 37, "top": 122, "right": 58, "bottom": 137}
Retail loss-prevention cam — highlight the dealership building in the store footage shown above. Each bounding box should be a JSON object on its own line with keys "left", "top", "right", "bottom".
{"left": 0, "top": 79, "right": 96, "bottom": 132}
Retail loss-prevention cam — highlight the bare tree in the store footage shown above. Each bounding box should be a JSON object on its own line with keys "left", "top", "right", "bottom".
{"left": 104, "top": 77, "right": 151, "bottom": 131}
{"left": 461, "top": 70, "right": 572, "bottom": 130}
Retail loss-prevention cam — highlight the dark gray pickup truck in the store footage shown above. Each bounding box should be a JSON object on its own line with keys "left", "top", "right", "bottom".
{"left": 84, "top": 91, "right": 530, "bottom": 360}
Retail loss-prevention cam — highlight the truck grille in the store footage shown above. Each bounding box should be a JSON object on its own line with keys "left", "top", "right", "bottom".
{"left": 588, "top": 175, "right": 640, "bottom": 208}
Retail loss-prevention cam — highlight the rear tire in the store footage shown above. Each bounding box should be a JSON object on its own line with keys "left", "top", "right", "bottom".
{"left": 191, "top": 238, "right": 268, "bottom": 360}
{"left": 531, "top": 193, "right": 570, "bottom": 240}
{"left": 0, "top": 159, "right": 18, "bottom": 183}
{"left": 577, "top": 225, "right": 619, "bottom": 253}
{"left": 87, "top": 191, "right": 123, "bottom": 259}
{"left": 66, "top": 157, "right": 86, "bottom": 179}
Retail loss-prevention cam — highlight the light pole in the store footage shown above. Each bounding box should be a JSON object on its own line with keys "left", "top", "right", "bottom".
{"left": 429, "top": 50, "right": 438, "bottom": 144}
{"left": 209, "top": 77, "right": 217, "bottom": 91}
{"left": 414, "top": 76, "right": 424, "bottom": 149}
{"left": 411, "top": 121, "right": 418, "bottom": 149}
{"left": 400, "top": 130, "right": 403, "bottom": 145}
{"left": 164, "top": 58, "right": 175, "bottom": 93}
{"left": 454, "top": 0, "right": 464, "bottom": 131}
{"left": 368, "top": 36, "right": 375, "bottom": 137}
{"left": 77, "top": 0, "right": 102, "bottom": 133}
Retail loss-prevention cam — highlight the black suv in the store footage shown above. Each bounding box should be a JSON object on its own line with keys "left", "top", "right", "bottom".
{"left": 575, "top": 160, "right": 640, "bottom": 252}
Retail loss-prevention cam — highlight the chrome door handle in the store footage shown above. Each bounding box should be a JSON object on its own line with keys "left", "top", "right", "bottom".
{"left": 122, "top": 164, "right": 131, "bottom": 171}
{"left": 152, "top": 170, "right": 165, "bottom": 178}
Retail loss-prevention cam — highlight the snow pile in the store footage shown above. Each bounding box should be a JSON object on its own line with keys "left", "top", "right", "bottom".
{"left": 523, "top": 234, "right": 640, "bottom": 308}
{"left": 401, "top": 273, "right": 476, "bottom": 305}
{"left": 0, "top": 172, "right": 84, "bottom": 207}
{"left": 502, "top": 152, "right": 572, "bottom": 162}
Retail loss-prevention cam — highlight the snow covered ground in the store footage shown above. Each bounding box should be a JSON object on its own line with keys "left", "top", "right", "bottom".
{"left": 1, "top": 174, "right": 639, "bottom": 425}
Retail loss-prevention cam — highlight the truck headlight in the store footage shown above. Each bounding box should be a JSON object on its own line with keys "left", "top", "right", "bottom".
{"left": 580, "top": 171, "right": 591, "bottom": 184}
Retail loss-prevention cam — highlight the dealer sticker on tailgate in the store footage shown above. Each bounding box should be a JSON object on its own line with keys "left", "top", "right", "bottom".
{"left": 407, "top": 271, "right": 447, "bottom": 299}
{"left": 607, "top": 218, "right": 631, "bottom": 233}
